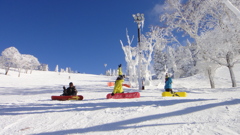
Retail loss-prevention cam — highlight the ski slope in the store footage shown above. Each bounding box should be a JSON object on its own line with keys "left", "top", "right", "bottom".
{"left": 0, "top": 65, "right": 240, "bottom": 135}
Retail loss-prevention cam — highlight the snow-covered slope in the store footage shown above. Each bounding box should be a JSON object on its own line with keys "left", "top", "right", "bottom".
{"left": 0, "top": 65, "right": 240, "bottom": 135}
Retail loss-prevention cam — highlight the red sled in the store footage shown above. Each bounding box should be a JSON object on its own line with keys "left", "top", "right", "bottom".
{"left": 51, "top": 95, "right": 84, "bottom": 101}
{"left": 106, "top": 92, "right": 140, "bottom": 99}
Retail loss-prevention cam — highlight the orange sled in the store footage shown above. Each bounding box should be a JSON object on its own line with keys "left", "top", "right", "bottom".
{"left": 107, "top": 82, "right": 131, "bottom": 88}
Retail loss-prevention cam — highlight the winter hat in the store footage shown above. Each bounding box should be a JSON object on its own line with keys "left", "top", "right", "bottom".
{"left": 165, "top": 73, "right": 171, "bottom": 78}
{"left": 117, "top": 75, "right": 123, "bottom": 80}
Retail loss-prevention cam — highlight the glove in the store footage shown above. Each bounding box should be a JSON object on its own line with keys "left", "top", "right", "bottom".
{"left": 118, "top": 64, "right": 121, "bottom": 68}
{"left": 63, "top": 86, "right": 66, "bottom": 90}
{"left": 111, "top": 93, "right": 114, "bottom": 96}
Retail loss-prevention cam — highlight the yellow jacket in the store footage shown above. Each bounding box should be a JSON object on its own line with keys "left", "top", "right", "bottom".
{"left": 118, "top": 67, "right": 122, "bottom": 76}
{"left": 113, "top": 79, "right": 124, "bottom": 94}
{"left": 112, "top": 67, "right": 124, "bottom": 94}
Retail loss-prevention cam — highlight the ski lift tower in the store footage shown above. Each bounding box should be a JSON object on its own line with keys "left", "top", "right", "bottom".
{"left": 132, "top": 13, "right": 145, "bottom": 90}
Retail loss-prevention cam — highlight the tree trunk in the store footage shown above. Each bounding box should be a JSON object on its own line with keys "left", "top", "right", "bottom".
{"left": 18, "top": 68, "right": 21, "bottom": 77}
{"left": 207, "top": 67, "right": 215, "bottom": 89}
{"left": 5, "top": 67, "right": 10, "bottom": 75}
{"left": 226, "top": 52, "right": 237, "bottom": 87}
{"left": 228, "top": 66, "right": 237, "bottom": 87}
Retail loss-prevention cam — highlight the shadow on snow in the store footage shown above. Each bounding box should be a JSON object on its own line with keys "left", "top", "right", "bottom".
{"left": 32, "top": 98, "right": 240, "bottom": 135}
{"left": 0, "top": 98, "right": 211, "bottom": 116}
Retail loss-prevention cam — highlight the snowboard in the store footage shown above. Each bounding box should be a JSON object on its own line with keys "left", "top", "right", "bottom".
{"left": 107, "top": 82, "right": 131, "bottom": 88}
{"left": 106, "top": 92, "right": 140, "bottom": 99}
{"left": 162, "top": 92, "right": 187, "bottom": 97}
{"left": 51, "top": 95, "right": 84, "bottom": 101}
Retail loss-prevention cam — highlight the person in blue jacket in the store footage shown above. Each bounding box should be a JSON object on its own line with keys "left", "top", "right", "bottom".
{"left": 164, "top": 73, "right": 173, "bottom": 93}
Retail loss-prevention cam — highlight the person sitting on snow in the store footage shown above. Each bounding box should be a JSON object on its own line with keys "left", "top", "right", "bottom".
{"left": 111, "top": 64, "right": 125, "bottom": 96}
{"left": 62, "top": 82, "right": 78, "bottom": 96}
{"left": 164, "top": 73, "right": 173, "bottom": 93}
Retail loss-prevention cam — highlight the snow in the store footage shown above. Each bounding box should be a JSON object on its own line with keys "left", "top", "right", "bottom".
{"left": 0, "top": 65, "right": 240, "bottom": 135}
{"left": 223, "top": 0, "right": 240, "bottom": 19}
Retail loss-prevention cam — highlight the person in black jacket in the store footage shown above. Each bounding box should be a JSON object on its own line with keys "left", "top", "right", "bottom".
{"left": 62, "top": 82, "right": 78, "bottom": 96}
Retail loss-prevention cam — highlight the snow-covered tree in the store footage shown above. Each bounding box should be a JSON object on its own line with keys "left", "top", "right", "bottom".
{"left": 158, "top": 0, "right": 240, "bottom": 88}
{"left": 1, "top": 47, "right": 22, "bottom": 75}
{"left": 199, "top": 24, "right": 240, "bottom": 87}
{"left": 40, "top": 64, "right": 49, "bottom": 71}
{"left": 140, "top": 26, "right": 169, "bottom": 85}
{"left": 1, "top": 47, "right": 41, "bottom": 76}
{"left": 120, "top": 29, "right": 138, "bottom": 87}
{"left": 21, "top": 54, "right": 40, "bottom": 74}
{"left": 106, "top": 69, "right": 111, "bottom": 76}
{"left": 112, "top": 69, "right": 117, "bottom": 76}
{"left": 152, "top": 26, "right": 196, "bottom": 79}
{"left": 60, "top": 68, "right": 65, "bottom": 73}
{"left": 174, "top": 45, "right": 195, "bottom": 78}
{"left": 222, "top": 0, "right": 240, "bottom": 19}
{"left": 66, "top": 67, "right": 69, "bottom": 73}
{"left": 0, "top": 56, "right": 4, "bottom": 68}
{"left": 55, "top": 65, "right": 59, "bottom": 72}
{"left": 196, "top": 0, "right": 240, "bottom": 87}
{"left": 154, "top": 51, "right": 167, "bottom": 78}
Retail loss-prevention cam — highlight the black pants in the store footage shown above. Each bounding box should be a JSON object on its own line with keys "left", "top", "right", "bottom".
{"left": 165, "top": 88, "right": 173, "bottom": 93}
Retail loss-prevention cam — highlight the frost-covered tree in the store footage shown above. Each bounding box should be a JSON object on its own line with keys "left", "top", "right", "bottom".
{"left": 185, "top": 41, "right": 200, "bottom": 75}
{"left": 121, "top": 26, "right": 169, "bottom": 87}
{"left": 1, "top": 47, "right": 41, "bottom": 76}
{"left": 106, "top": 69, "right": 111, "bottom": 76}
{"left": 21, "top": 54, "right": 40, "bottom": 74}
{"left": 161, "top": 0, "right": 216, "bottom": 41}
{"left": 174, "top": 45, "right": 195, "bottom": 78}
{"left": 120, "top": 29, "right": 138, "bottom": 87}
{"left": 154, "top": 50, "right": 167, "bottom": 78}
{"left": 60, "top": 68, "right": 65, "bottom": 73}
{"left": 222, "top": 0, "right": 240, "bottom": 19}
{"left": 159, "top": 0, "right": 240, "bottom": 88}
{"left": 0, "top": 57, "right": 2, "bottom": 68}
{"left": 40, "top": 64, "right": 49, "bottom": 71}
{"left": 154, "top": 43, "right": 199, "bottom": 79}
{"left": 1, "top": 47, "right": 22, "bottom": 75}
{"left": 199, "top": 25, "right": 240, "bottom": 87}
{"left": 195, "top": 0, "right": 240, "bottom": 87}
{"left": 55, "top": 65, "right": 59, "bottom": 72}
{"left": 66, "top": 67, "right": 69, "bottom": 73}
{"left": 141, "top": 26, "right": 171, "bottom": 85}
{"left": 112, "top": 69, "right": 117, "bottom": 76}
{"left": 152, "top": 26, "right": 196, "bottom": 79}
{"left": 106, "top": 69, "right": 117, "bottom": 76}
{"left": 66, "top": 67, "right": 73, "bottom": 73}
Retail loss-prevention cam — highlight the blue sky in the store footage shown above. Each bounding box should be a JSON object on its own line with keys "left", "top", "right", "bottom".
{"left": 0, "top": 0, "right": 165, "bottom": 74}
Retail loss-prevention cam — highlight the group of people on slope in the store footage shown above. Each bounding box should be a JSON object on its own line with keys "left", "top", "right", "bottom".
{"left": 60, "top": 64, "right": 125, "bottom": 96}
{"left": 60, "top": 64, "right": 173, "bottom": 96}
